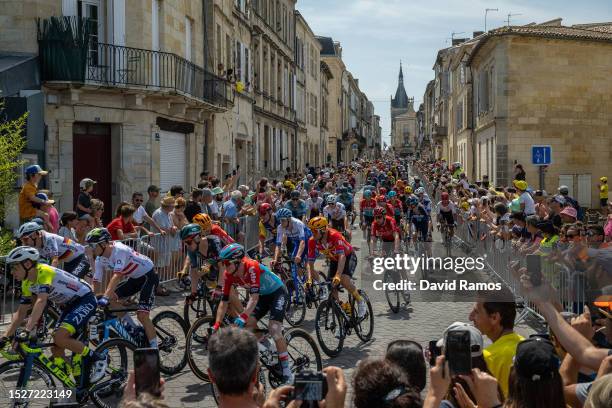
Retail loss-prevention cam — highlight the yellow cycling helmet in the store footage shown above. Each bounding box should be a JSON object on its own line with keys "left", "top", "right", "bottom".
{"left": 193, "top": 213, "right": 212, "bottom": 231}
{"left": 405, "top": 186, "right": 413, "bottom": 194}
{"left": 308, "top": 216, "right": 329, "bottom": 231}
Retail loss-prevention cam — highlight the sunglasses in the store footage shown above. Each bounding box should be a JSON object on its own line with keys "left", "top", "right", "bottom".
{"left": 134, "top": 199, "right": 143, "bottom": 203}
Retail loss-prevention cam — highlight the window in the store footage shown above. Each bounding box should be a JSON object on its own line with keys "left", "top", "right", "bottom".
{"left": 456, "top": 100, "right": 463, "bottom": 131}
{"left": 235, "top": 0, "right": 246, "bottom": 13}
{"left": 216, "top": 25, "right": 222, "bottom": 70}
{"left": 226, "top": 34, "right": 232, "bottom": 75}
{"left": 78, "top": 0, "right": 103, "bottom": 64}
{"left": 185, "top": 17, "right": 192, "bottom": 61}
{"left": 245, "top": 47, "right": 250, "bottom": 87}
{"left": 235, "top": 40, "right": 242, "bottom": 83}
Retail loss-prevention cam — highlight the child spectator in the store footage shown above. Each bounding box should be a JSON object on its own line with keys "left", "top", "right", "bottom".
{"left": 18, "top": 164, "right": 51, "bottom": 223}
{"left": 107, "top": 203, "right": 138, "bottom": 241}
{"left": 76, "top": 178, "right": 96, "bottom": 219}
{"left": 58, "top": 211, "right": 78, "bottom": 241}
{"left": 33, "top": 192, "right": 55, "bottom": 232}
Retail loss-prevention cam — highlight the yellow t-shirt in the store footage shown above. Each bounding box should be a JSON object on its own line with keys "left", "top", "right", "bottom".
{"left": 483, "top": 332, "right": 524, "bottom": 397}
{"left": 600, "top": 183, "right": 608, "bottom": 199}
{"left": 19, "top": 181, "right": 38, "bottom": 220}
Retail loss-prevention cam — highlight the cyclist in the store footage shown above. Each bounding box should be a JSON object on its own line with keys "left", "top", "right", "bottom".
{"left": 257, "top": 203, "right": 279, "bottom": 259}
{"left": 359, "top": 189, "right": 377, "bottom": 239}
{"left": 306, "top": 190, "right": 323, "bottom": 218}
{"left": 415, "top": 187, "right": 432, "bottom": 216}
{"left": 213, "top": 243, "right": 293, "bottom": 383}
{"left": 436, "top": 192, "right": 458, "bottom": 238}
{"left": 87, "top": 228, "right": 159, "bottom": 349}
{"left": 17, "top": 221, "right": 91, "bottom": 279}
{"left": 376, "top": 194, "right": 395, "bottom": 220}
{"left": 337, "top": 187, "right": 354, "bottom": 225}
{"left": 285, "top": 190, "right": 307, "bottom": 221}
{"left": 387, "top": 190, "right": 404, "bottom": 225}
{"left": 306, "top": 216, "right": 367, "bottom": 318}
{"left": 323, "top": 195, "right": 351, "bottom": 240}
{"left": 407, "top": 198, "right": 433, "bottom": 257}
{"left": 370, "top": 207, "right": 401, "bottom": 257}
{"left": 271, "top": 208, "right": 311, "bottom": 271}
{"left": 192, "top": 213, "right": 234, "bottom": 246}
{"left": 1, "top": 246, "right": 106, "bottom": 382}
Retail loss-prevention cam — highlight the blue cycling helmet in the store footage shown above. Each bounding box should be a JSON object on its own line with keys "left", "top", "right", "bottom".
{"left": 219, "top": 243, "right": 245, "bottom": 261}
{"left": 387, "top": 191, "right": 397, "bottom": 199}
{"left": 363, "top": 190, "right": 372, "bottom": 198}
{"left": 408, "top": 197, "right": 418, "bottom": 206}
{"left": 276, "top": 208, "right": 292, "bottom": 219}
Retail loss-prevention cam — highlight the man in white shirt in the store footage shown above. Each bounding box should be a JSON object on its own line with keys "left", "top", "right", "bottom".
{"left": 131, "top": 192, "right": 164, "bottom": 233}
{"left": 515, "top": 180, "right": 536, "bottom": 215}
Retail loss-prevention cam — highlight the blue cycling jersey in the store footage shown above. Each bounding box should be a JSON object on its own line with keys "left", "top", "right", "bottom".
{"left": 285, "top": 200, "right": 307, "bottom": 219}
{"left": 257, "top": 264, "right": 285, "bottom": 295}
{"left": 276, "top": 218, "right": 313, "bottom": 246}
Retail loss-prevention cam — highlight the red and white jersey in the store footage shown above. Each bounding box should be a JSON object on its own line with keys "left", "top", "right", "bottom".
{"left": 39, "top": 231, "right": 85, "bottom": 263}
{"left": 307, "top": 229, "right": 353, "bottom": 262}
{"left": 93, "top": 241, "right": 154, "bottom": 282}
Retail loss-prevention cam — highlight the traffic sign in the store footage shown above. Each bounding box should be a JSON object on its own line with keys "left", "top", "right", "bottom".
{"left": 531, "top": 145, "right": 552, "bottom": 166}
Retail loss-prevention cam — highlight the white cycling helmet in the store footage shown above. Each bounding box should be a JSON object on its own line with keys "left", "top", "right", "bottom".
{"left": 17, "top": 222, "right": 43, "bottom": 238}
{"left": 415, "top": 187, "right": 425, "bottom": 195}
{"left": 6, "top": 246, "right": 40, "bottom": 264}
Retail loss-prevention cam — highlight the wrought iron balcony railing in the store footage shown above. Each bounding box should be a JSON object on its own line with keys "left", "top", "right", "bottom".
{"left": 39, "top": 40, "right": 231, "bottom": 108}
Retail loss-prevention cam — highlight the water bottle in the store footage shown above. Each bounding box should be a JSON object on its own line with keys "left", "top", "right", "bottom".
{"left": 88, "top": 316, "right": 98, "bottom": 341}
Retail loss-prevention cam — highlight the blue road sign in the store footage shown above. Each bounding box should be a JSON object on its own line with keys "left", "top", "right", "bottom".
{"left": 532, "top": 145, "right": 552, "bottom": 166}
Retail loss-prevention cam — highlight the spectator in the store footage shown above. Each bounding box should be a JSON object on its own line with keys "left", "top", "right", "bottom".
{"left": 107, "top": 204, "right": 139, "bottom": 241}
{"left": 201, "top": 188, "right": 215, "bottom": 217}
{"left": 169, "top": 185, "right": 185, "bottom": 198}
{"left": 184, "top": 189, "right": 203, "bottom": 222}
{"left": 586, "top": 225, "right": 606, "bottom": 249}
{"left": 560, "top": 206, "right": 578, "bottom": 224}
{"left": 74, "top": 214, "right": 92, "bottom": 243}
{"left": 33, "top": 192, "right": 55, "bottom": 232}
{"left": 200, "top": 170, "right": 209, "bottom": 183}
{"left": 598, "top": 177, "right": 608, "bottom": 217}
{"left": 604, "top": 201, "right": 612, "bottom": 242}
{"left": 170, "top": 197, "right": 188, "bottom": 265}
{"left": 547, "top": 195, "right": 565, "bottom": 229}
{"left": 58, "top": 211, "right": 78, "bottom": 241}
{"left": 533, "top": 190, "right": 549, "bottom": 219}
{"left": 76, "top": 178, "right": 96, "bottom": 219}
{"left": 120, "top": 370, "right": 167, "bottom": 408}
{"left": 353, "top": 358, "right": 421, "bottom": 408}
{"left": 38, "top": 190, "right": 59, "bottom": 233}
{"left": 385, "top": 339, "right": 426, "bottom": 393}
{"left": 145, "top": 185, "right": 161, "bottom": 217}
{"left": 131, "top": 192, "right": 164, "bottom": 234}
{"left": 469, "top": 287, "right": 524, "bottom": 397}
{"left": 514, "top": 164, "right": 526, "bottom": 181}
{"left": 90, "top": 198, "right": 105, "bottom": 228}
{"left": 18, "top": 164, "right": 51, "bottom": 223}
{"left": 559, "top": 185, "right": 580, "bottom": 212}
{"left": 514, "top": 180, "right": 535, "bottom": 216}
{"left": 222, "top": 190, "right": 244, "bottom": 241}
{"left": 211, "top": 187, "right": 224, "bottom": 219}
{"left": 585, "top": 373, "right": 612, "bottom": 408}
{"left": 152, "top": 196, "right": 176, "bottom": 284}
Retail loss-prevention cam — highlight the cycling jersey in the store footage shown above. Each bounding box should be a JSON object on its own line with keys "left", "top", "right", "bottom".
{"left": 307, "top": 228, "right": 353, "bottom": 262}
{"left": 21, "top": 264, "right": 92, "bottom": 305}
{"left": 371, "top": 216, "right": 400, "bottom": 242}
{"left": 338, "top": 194, "right": 353, "bottom": 209}
{"left": 38, "top": 231, "right": 85, "bottom": 263}
{"left": 323, "top": 203, "right": 346, "bottom": 221}
{"left": 186, "top": 235, "right": 224, "bottom": 269}
{"left": 389, "top": 198, "right": 403, "bottom": 217}
{"left": 419, "top": 195, "right": 432, "bottom": 215}
{"left": 437, "top": 201, "right": 457, "bottom": 215}
{"left": 93, "top": 241, "right": 154, "bottom": 282}
{"left": 258, "top": 216, "right": 280, "bottom": 239}
{"left": 285, "top": 199, "right": 308, "bottom": 219}
{"left": 211, "top": 224, "right": 235, "bottom": 245}
{"left": 360, "top": 198, "right": 377, "bottom": 218}
{"left": 275, "top": 218, "right": 313, "bottom": 246}
{"left": 222, "top": 258, "right": 284, "bottom": 299}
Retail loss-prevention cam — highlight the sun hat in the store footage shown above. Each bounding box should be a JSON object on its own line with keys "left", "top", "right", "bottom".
{"left": 161, "top": 196, "right": 175, "bottom": 207}
{"left": 211, "top": 187, "right": 224, "bottom": 195}
{"left": 25, "top": 164, "right": 48, "bottom": 176}
{"left": 513, "top": 180, "right": 528, "bottom": 191}
{"left": 436, "top": 322, "right": 484, "bottom": 357}
{"left": 560, "top": 206, "right": 577, "bottom": 219}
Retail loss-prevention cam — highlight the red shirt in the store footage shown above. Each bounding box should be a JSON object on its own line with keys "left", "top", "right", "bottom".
{"left": 107, "top": 217, "right": 136, "bottom": 240}
{"left": 360, "top": 198, "right": 377, "bottom": 216}
{"left": 371, "top": 216, "right": 399, "bottom": 242}
{"left": 307, "top": 229, "right": 353, "bottom": 262}
{"left": 389, "top": 198, "right": 403, "bottom": 216}
{"left": 211, "top": 224, "right": 235, "bottom": 245}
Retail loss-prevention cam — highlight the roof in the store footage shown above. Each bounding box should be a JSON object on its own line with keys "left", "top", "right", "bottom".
{"left": 468, "top": 23, "right": 612, "bottom": 65}
{"left": 316, "top": 36, "right": 337, "bottom": 56}
{"left": 391, "top": 63, "right": 409, "bottom": 109}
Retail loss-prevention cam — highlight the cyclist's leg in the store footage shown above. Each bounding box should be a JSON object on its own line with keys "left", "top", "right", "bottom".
{"left": 339, "top": 254, "right": 361, "bottom": 301}
{"left": 267, "top": 287, "right": 291, "bottom": 380}
{"left": 118, "top": 270, "right": 159, "bottom": 346}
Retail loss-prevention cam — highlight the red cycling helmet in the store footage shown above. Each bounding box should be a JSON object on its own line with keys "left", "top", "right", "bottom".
{"left": 309, "top": 190, "right": 318, "bottom": 198}
{"left": 258, "top": 203, "right": 272, "bottom": 216}
{"left": 441, "top": 192, "right": 450, "bottom": 201}
{"left": 374, "top": 207, "right": 386, "bottom": 217}
{"left": 379, "top": 187, "right": 388, "bottom": 195}
{"left": 376, "top": 195, "right": 386, "bottom": 203}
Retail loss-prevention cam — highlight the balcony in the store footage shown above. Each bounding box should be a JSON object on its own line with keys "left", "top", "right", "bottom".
{"left": 38, "top": 40, "right": 232, "bottom": 108}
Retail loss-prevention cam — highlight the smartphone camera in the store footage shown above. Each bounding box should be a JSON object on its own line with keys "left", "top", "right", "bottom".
{"left": 428, "top": 340, "right": 442, "bottom": 366}
{"left": 293, "top": 370, "right": 327, "bottom": 406}
{"left": 526, "top": 254, "right": 542, "bottom": 287}
{"left": 134, "top": 348, "right": 161, "bottom": 397}
{"left": 445, "top": 330, "right": 472, "bottom": 375}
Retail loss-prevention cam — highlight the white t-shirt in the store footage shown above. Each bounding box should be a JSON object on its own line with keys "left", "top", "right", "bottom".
{"left": 209, "top": 200, "right": 220, "bottom": 217}
{"left": 133, "top": 205, "right": 148, "bottom": 224}
{"left": 519, "top": 192, "right": 536, "bottom": 215}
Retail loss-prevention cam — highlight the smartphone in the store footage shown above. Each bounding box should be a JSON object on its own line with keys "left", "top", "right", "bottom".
{"left": 445, "top": 330, "right": 472, "bottom": 375}
{"left": 134, "top": 348, "right": 161, "bottom": 397}
{"left": 293, "top": 370, "right": 327, "bottom": 404}
{"left": 526, "top": 254, "right": 542, "bottom": 287}
{"left": 428, "top": 340, "right": 442, "bottom": 366}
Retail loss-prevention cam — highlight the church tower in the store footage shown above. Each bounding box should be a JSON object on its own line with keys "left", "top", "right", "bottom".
{"left": 391, "top": 62, "right": 410, "bottom": 119}
{"left": 390, "top": 62, "right": 416, "bottom": 155}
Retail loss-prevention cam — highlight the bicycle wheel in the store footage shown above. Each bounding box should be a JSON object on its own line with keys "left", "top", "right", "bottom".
{"left": 285, "top": 328, "right": 322, "bottom": 373}
{"left": 185, "top": 316, "right": 215, "bottom": 382}
{"left": 311, "top": 271, "right": 328, "bottom": 307}
{"left": 284, "top": 278, "right": 306, "bottom": 327}
{"left": 352, "top": 291, "right": 374, "bottom": 342}
{"left": 0, "top": 360, "right": 58, "bottom": 407}
{"left": 90, "top": 337, "right": 135, "bottom": 408}
{"left": 153, "top": 311, "right": 188, "bottom": 375}
{"left": 384, "top": 270, "right": 400, "bottom": 313}
{"left": 183, "top": 293, "right": 208, "bottom": 327}
{"left": 314, "top": 299, "right": 344, "bottom": 357}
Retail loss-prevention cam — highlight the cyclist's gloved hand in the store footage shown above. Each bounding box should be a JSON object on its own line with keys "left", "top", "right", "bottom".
{"left": 332, "top": 276, "right": 341, "bottom": 287}
{"left": 186, "top": 293, "right": 197, "bottom": 303}
{"left": 97, "top": 296, "right": 110, "bottom": 307}
{"left": 233, "top": 313, "right": 249, "bottom": 328}
{"left": 212, "top": 321, "right": 221, "bottom": 332}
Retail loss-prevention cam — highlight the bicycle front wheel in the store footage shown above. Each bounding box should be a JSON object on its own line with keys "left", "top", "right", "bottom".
{"left": 186, "top": 316, "right": 215, "bottom": 382}
{"left": 285, "top": 328, "right": 322, "bottom": 373}
{"left": 0, "top": 360, "right": 57, "bottom": 407}
{"left": 285, "top": 278, "right": 306, "bottom": 327}
{"left": 90, "top": 337, "right": 136, "bottom": 408}
{"left": 183, "top": 294, "right": 208, "bottom": 327}
{"left": 315, "top": 299, "right": 344, "bottom": 357}
{"left": 153, "top": 311, "right": 188, "bottom": 375}
{"left": 383, "top": 270, "right": 400, "bottom": 313}
{"left": 352, "top": 291, "right": 374, "bottom": 342}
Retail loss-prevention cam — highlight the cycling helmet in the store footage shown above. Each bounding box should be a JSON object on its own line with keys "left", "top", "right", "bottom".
{"left": 276, "top": 208, "right": 292, "bottom": 220}
{"left": 308, "top": 216, "right": 328, "bottom": 231}
{"left": 415, "top": 187, "right": 425, "bottom": 195}
{"left": 6, "top": 246, "right": 40, "bottom": 264}
{"left": 258, "top": 202, "right": 273, "bottom": 215}
{"left": 379, "top": 187, "right": 388, "bottom": 195}
{"left": 408, "top": 197, "right": 418, "bottom": 206}
{"left": 404, "top": 186, "right": 413, "bottom": 194}
{"left": 193, "top": 213, "right": 213, "bottom": 231}
{"left": 441, "top": 192, "right": 450, "bottom": 200}
{"left": 85, "top": 227, "right": 112, "bottom": 244}
{"left": 180, "top": 224, "right": 201, "bottom": 241}
{"left": 290, "top": 190, "right": 300, "bottom": 199}
{"left": 363, "top": 190, "right": 372, "bottom": 199}
{"left": 373, "top": 207, "right": 386, "bottom": 217}
{"left": 17, "top": 222, "right": 43, "bottom": 238}
{"left": 338, "top": 187, "right": 348, "bottom": 195}
{"left": 303, "top": 181, "right": 311, "bottom": 189}
{"left": 387, "top": 191, "right": 397, "bottom": 199}
{"left": 309, "top": 190, "right": 318, "bottom": 198}
{"left": 218, "top": 243, "right": 245, "bottom": 261}
{"left": 326, "top": 195, "right": 337, "bottom": 205}
{"left": 376, "top": 195, "right": 386, "bottom": 203}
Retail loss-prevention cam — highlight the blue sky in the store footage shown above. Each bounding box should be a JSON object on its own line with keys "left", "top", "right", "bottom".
{"left": 297, "top": 0, "right": 612, "bottom": 145}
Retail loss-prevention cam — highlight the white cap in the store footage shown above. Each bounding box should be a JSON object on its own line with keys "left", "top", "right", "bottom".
{"left": 436, "top": 322, "right": 484, "bottom": 357}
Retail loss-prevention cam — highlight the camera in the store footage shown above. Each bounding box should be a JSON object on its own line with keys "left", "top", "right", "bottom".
{"left": 292, "top": 370, "right": 328, "bottom": 405}
{"left": 526, "top": 254, "right": 542, "bottom": 287}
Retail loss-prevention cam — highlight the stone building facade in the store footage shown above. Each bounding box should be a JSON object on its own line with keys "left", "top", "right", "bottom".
{"left": 318, "top": 37, "right": 345, "bottom": 164}
{"left": 390, "top": 64, "right": 417, "bottom": 156}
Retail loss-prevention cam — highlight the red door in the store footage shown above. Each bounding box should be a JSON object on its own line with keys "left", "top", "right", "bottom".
{"left": 73, "top": 123, "right": 112, "bottom": 225}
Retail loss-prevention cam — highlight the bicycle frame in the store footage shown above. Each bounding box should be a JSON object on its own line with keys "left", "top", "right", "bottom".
{"left": 100, "top": 316, "right": 138, "bottom": 345}
{"left": 17, "top": 342, "right": 76, "bottom": 389}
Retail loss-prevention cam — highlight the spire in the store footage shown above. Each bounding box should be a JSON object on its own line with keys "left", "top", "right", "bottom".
{"left": 399, "top": 61, "right": 404, "bottom": 82}
{"left": 392, "top": 62, "right": 409, "bottom": 110}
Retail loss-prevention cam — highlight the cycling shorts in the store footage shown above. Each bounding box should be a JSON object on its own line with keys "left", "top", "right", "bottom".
{"left": 253, "top": 286, "right": 288, "bottom": 322}
{"left": 331, "top": 218, "right": 345, "bottom": 231}
{"left": 363, "top": 215, "right": 374, "bottom": 226}
{"left": 439, "top": 211, "right": 455, "bottom": 226}
{"left": 115, "top": 269, "right": 159, "bottom": 313}
{"left": 329, "top": 252, "right": 357, "bottom": 277}
{"left": 56, "top": 292, "right": 97, "bottom": 336}
{"left": 63, "top": 254, "right": 91, "bottom": 279}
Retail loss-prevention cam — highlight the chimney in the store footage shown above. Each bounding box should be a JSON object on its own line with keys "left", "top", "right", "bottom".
{"left": 452, "top": 38, "right": 468, "bottom": 46}
{"left": 473, "top": 31, "right": 484, "bottom": 38}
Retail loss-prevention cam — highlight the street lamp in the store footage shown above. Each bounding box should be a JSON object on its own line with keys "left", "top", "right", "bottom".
{"left": 485, "top": 8, "right": 499, "bottom": 32}
{"left": 506, "top": 13, "right": 522, "bottom": 27}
